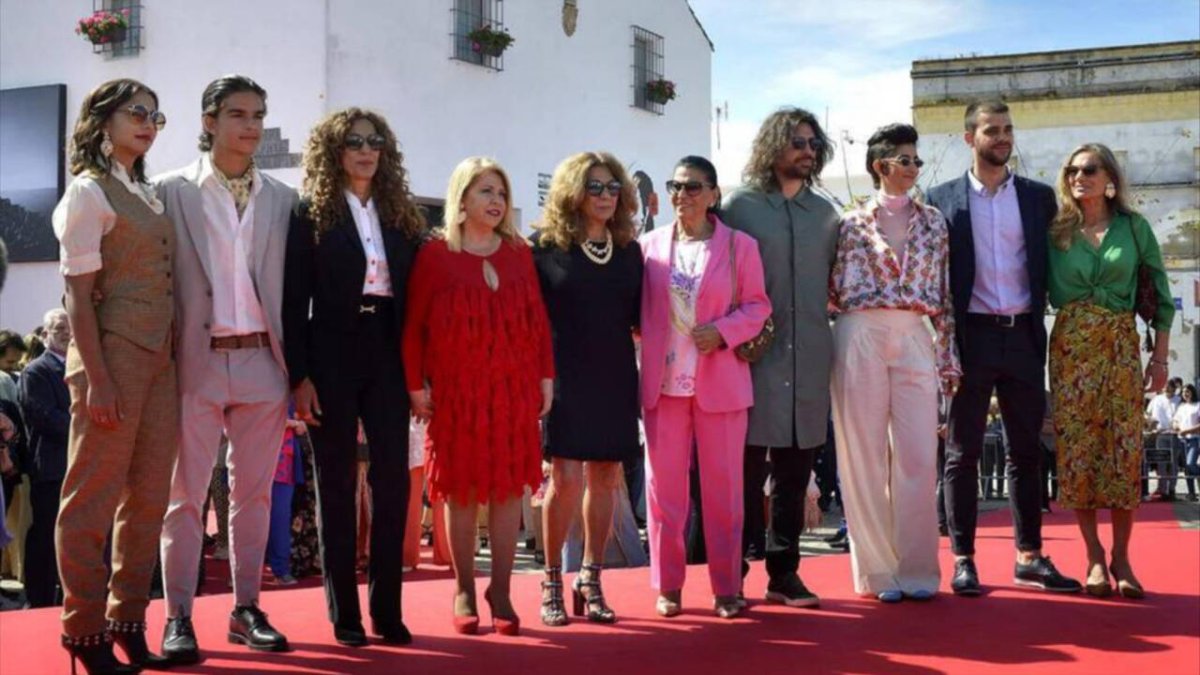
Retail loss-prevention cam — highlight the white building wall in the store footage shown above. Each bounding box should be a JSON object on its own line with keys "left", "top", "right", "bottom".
{"left": 1, "top": 0, "right": 712, "bottom": 332}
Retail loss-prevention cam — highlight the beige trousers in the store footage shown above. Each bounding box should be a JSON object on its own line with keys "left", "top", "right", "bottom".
{"left": 831, "top": 309, "right": 941, "bottom": 596}
{"left": 57, "top": 333, "right": 178, "bottom": 637}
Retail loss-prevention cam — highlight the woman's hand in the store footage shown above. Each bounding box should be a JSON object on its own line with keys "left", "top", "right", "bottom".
{"left": 1144, "top": 361, "right": 1168, "bottom": 394}
{"left": 539, "top": 378, "right": 554, "bottom": 418}
{"left": 286, "top": 418, "right": 309, "bottom": 436}
{"left": 87, "top": 375, "right": 123, "bottom": 429}
{"left": 294, "top": 378, "right": 322, "bottom": 427}
{"left": 691, "top": 324, "right": 724, "bottom": 355}
{"left": 411, "top": 388, "right": 434, "bottom": 423}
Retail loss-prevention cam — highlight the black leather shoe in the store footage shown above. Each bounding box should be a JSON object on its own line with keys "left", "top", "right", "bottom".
{"left": 951, "top": 558, "right": 982, "bottom": 596}
{"left": 764, "top": 574, "right": 820, "bottom": 608}
{"left": 161, "top": 613, "right": 200, "bottom": 666}
{"left": 1014, "top": 556, "right": 1082, "bottom": 593}
{"left": 372, "top": 619, "right": 413, "bottom": 645}
{"left": 333, "top": 624, "right": 368, "bottom": 647}
{"left": 228, "top": 604, "right": 289, "bottom": 652}
{"left": 109, "top": 621, "right": 171, "bottom": 670}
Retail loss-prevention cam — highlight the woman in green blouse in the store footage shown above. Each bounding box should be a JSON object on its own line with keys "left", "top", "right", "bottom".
{"left": 1047, "top": 142, "right": 1174, "bottom": 601}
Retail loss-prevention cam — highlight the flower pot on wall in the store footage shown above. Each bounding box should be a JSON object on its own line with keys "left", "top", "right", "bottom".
{"left": 91, "top": 26, "right": 127, "bottom": 45}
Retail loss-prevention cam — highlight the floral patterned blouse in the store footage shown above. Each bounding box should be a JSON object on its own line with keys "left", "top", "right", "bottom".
{"left": 663, "top": 238, "right": 710, "bottom": 396}
{"left": 829, "top": 195, "right": 961, "bottom": 382}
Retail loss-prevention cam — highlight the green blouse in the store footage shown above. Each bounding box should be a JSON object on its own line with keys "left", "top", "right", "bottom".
{"left": 1047, "top": 212, "right": 1174, "bottom": 331}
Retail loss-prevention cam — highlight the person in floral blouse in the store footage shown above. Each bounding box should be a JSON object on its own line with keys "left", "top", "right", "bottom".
{"left": 828, "top": 123, "right": 960, "bottom": 603}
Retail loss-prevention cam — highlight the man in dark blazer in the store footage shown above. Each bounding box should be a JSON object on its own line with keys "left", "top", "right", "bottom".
{"left": 926, "top": 100, "right": 1081, "bottom": 597}
{"left": 18, "top": 308, "right": 72, "bottom": 607}
{"left": 282, "top": 111, "right": 424, "bottom": 647}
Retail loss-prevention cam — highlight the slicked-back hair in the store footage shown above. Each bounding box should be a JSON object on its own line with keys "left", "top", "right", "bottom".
{"left": 964, "top": 99, "right": 1010, "bottom": 133}
{"left": 199, "top": 74, "right": 267, "bottom": 151}
{"left": 865, "top": 123, "right": 919, "bottom": 189}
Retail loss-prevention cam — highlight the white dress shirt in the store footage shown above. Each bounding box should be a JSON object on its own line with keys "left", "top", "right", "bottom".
{"left": 52, "top": 163, "right": 165, "bottom": 276}
{"left": 198, "top": 154, "right": 268, "bottom": 337}
{"left": 1148, "top": 393, "right": 1179, "bottom": 431}
{"left": 966, "top": 170, "right": 1031, "bottom": 315}
{"left": 345, "top": 191, "right": 392, "bottom": 297}
{"left": 1173, "top": 402, "right": 1199, "bottom": 438}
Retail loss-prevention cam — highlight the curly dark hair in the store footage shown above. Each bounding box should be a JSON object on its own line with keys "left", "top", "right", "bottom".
{"left": 537, "top": 151, "right": 637, "bottom": 250}
{"left": 299, "top": 108, "right": 427, "bottom": 238}
{"left": 68, "top": 78, "right": 159, "bottom": 182}
{"left": 743, "top": 107, "right": 833, "bottom": 192}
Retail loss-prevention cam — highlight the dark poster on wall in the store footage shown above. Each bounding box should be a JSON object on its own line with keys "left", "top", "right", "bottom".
{"left": 0, "top": 84, "right": 66, "bottom": 263}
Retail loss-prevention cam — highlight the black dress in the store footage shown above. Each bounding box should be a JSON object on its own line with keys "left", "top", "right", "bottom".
{"left": 532, "top": 233, "right": 643, "bottom": 462}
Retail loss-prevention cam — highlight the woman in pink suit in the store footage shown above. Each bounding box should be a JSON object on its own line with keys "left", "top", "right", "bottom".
{"left": 639, "top": 156, "right": 771, "bottom": 619}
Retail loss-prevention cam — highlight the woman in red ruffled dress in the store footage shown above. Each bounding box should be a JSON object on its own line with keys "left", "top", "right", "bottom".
{"left": 403, "top": 157, "right": 554, "bottom": 636}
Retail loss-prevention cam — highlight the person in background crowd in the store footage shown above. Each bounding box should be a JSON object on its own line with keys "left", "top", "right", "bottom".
{"left": 1047, "top": 142, "right": 1174, "bottom": 599}
{"left": 404, "top": 157, "right": 554, "bottom": 637}
{"left": 0, "top": 330, "right": 28, "bottom": 404}
{"left": 266, "top": 409, "right": 306, "bottom": 587}
{"left": 1146, "top": 377, "right": 1182, "bottom": 499}
{"left": 829, "top": 123, "right": 959, "bottom": 603}
{"left": 21, "top": 333, "right": 46, "bottom": 368}
{"left": 52, "top": 77, "right": 176, "bottom": 673}
{"left": 1173, "top": 384, "right": 1200, "bottom": 502}
{"left": 927, "top": 100, "right": 1081, "bottom": 597}
{"left": 284, "top": 107, "right": 424, "bottom": 647}
{"left": 18, "top": 309, "right": 72, "bottom": 609}
{"left": 532, "top": 151, "right": 643, "bottom": 627}
{"left": 158, "top": 74, "right": 296, "bottom": 661}
{"left": 639, "top": 155, "right": 771, "bottom": 619}
{"left": 722, "top": 107, "right": 840, "bottom": 609}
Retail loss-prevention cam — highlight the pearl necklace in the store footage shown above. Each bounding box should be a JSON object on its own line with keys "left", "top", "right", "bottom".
{"left": 581, "top": 229, "right": 613, "bottom": 265}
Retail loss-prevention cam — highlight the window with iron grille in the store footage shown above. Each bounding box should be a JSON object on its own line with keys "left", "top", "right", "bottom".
{"left": 451, "top": 0, "right": 506, "bottom": 72}
{"left": 94, "top": 0, "right": 142, "bottom": 58}
{"left": 632, "top": 26, "right": 665, "bottom": 114}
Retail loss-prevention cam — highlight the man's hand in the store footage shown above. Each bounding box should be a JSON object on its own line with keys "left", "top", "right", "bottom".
{"left": 294, "top": 378, "right": 322, "bottom": 427}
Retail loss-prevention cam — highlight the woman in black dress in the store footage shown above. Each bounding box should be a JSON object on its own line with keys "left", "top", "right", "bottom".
{"left": 533, "top": 152, "right": 643, "bottom": 626}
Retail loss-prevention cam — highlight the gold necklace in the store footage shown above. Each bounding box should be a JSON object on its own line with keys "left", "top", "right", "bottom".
{"left": 581, "top": 229, "right": 613, "bottom": 265}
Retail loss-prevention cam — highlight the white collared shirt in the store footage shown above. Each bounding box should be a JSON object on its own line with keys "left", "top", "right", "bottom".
{"left": 198, "top": 154, "right": 268, "bottom": 337}
{"left": 52, "top": 163, "right": 165, "bottom": 276}
{"left": 966, "top": 170, "right": 1031, "bottom": 315}
{"left": 344, "top": 191, "right": 392, "bottom": 297}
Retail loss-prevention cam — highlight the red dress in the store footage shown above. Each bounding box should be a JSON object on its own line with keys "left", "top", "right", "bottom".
{"left": 403, "top": 238, "right": 554, "bottom": 504}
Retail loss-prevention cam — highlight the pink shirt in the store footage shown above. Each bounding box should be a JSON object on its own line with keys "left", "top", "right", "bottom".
{"left": 966, "top": 170, "right": 1031, "bottom": 315}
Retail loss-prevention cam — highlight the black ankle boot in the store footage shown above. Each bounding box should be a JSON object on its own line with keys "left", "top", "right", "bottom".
{"left": 109, "top": 620, "right": 171, "bottom": 669}
{"left": 62, "top": 633, "right": 140, "bottom": 675}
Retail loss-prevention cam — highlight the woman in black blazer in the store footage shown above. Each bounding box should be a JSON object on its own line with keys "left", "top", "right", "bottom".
{"left": 283, "top": 108, "right": 427, "bottom": 647}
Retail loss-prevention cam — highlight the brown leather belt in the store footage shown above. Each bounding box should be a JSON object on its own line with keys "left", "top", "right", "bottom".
{"left": 210, "top": 332, "right": 269, "bottom": 350}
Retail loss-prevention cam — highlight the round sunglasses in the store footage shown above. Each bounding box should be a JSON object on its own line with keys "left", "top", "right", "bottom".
{"left": 120, "top": 104, "right": 166, "bottom": 130}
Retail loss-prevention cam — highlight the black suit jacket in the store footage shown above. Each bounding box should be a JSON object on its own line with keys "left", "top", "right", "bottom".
{"left": 16, "top": 353, "right": 70, "bottom": 483}
{"left": 283, "top": 198, "right": 420, "bottom": 388}
{"left": 926, "top": 172, "right": 1056, "bottom": 365}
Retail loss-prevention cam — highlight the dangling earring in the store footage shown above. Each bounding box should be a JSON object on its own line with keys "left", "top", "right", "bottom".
{"left": 100, "top": 131, "right": 114, "bottom": 159}
{"left": 1104, "top": 182, "right": 1116, "bottom": 199}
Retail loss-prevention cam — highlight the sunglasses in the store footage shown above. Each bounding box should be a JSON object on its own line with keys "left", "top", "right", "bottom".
{"left": 585, "top": 179, "right": 623, "bottom": 197}
{"left": 665, "top": 180, "right": 712, "bottom": 196}
{"left": 1064, "top": 164, "right": 1100, "bottom": 178}
{"left": 886, "top": 156, "right": 925, "bottom": 169}
{"left": 344, "top": 133, "right": 387, "bottom": 151}
{"left": 790, "top": 136, "right": 825, "bottom": 152}
{"left": 122, "top": 104, "right": 167, "bottom": 130}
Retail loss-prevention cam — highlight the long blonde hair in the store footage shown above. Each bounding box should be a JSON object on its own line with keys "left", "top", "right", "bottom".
{"left": 536, "top": 152, "right": 637, "bottom": 250}
{"left": 1050, "top": 143, "right": 1136, "bottom": 251}
{"left": 442, "top": 157, "right": 522, "bottom": 252}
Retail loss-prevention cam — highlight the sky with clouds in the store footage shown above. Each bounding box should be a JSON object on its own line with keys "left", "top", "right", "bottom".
{"left": 687, "top": 0, "right": 1200, "bottom": 191}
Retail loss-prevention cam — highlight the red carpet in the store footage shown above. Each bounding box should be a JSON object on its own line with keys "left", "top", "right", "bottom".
{"left": 2, "top": 503, "right": 1197, "bottom": 674}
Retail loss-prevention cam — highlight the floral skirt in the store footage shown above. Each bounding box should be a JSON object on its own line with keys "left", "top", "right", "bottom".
{"left": 1049, "top": 303, "right": 1143, "bottom": 510}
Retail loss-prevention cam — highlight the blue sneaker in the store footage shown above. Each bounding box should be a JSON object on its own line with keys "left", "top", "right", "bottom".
{"left": 905, "top": 589, "right": 935, "bottom": 601}
{"left": 876, "top": 590, "right": 903, "bottom": 603}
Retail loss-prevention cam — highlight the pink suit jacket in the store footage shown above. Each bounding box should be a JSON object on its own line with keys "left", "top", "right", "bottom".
{"left": 639, "top": 215, "right": 772, "bottom": 413}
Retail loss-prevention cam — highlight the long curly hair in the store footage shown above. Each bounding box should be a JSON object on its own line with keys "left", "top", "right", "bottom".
{"left": 742, "top": 107, "right": 833, "bottom": 192}
{"left": 300, "top": 108, "right": 426, "bottom": 237}
{"left": 68, "top": 78, "right": 159, "bottom": 182}
{"left": 1050, "top": 143, "right": 1135, "bottom": 251}
{"left": 536, "top": 152, "right": 637, "bottom": 250}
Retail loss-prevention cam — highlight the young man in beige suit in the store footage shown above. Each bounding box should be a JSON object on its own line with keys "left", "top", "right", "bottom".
{"left": 157, "top": 75, "right": 297, "bottom": 662}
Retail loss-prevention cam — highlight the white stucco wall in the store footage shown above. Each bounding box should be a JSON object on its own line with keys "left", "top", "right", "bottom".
{"left": 0, "top": 0, "right": 712, "bottom": 332}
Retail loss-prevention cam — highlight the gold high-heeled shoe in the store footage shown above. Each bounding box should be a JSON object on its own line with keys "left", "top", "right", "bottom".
{"left": 1084, "top": 562, "right": 1112, "bottom": 598}
{"left": 1110, "top": 564, "right": 1145, "bottom": 600}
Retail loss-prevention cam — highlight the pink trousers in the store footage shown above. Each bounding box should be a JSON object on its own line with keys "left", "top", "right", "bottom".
{"left": 644, "top": 395, "right": 746, "bottom": 597}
